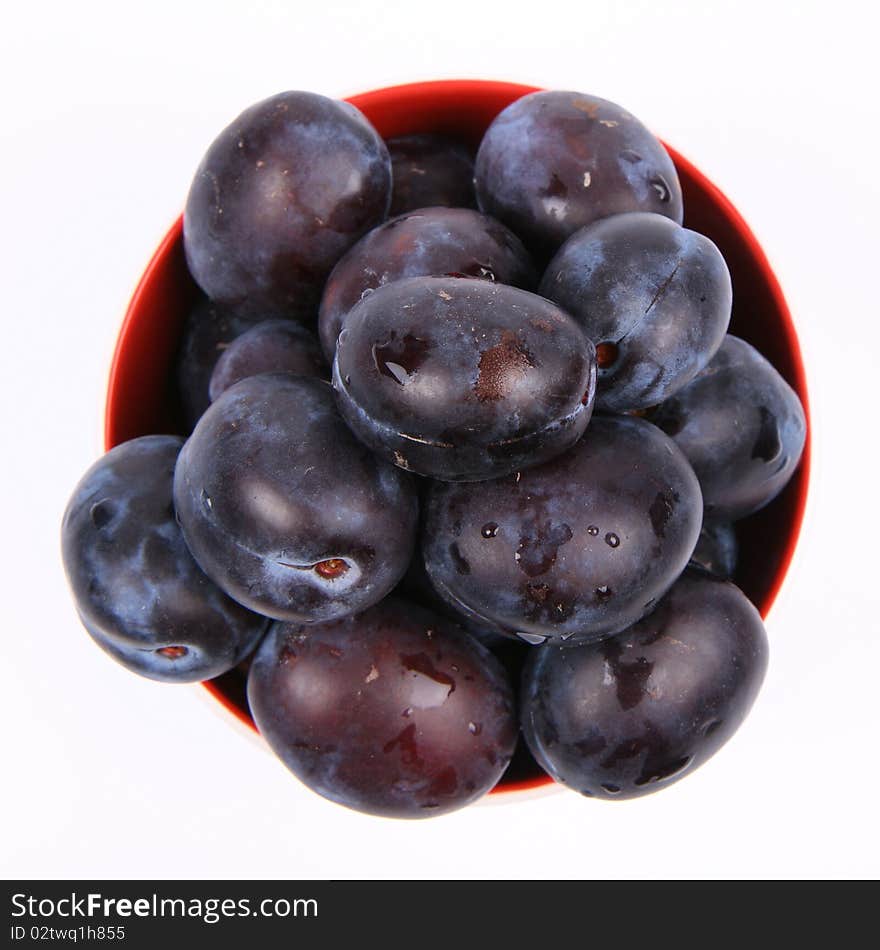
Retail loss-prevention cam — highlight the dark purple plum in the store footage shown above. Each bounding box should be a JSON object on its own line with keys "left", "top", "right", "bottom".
{"left": 208, "top": 319, "right": 327, "bottom": 402}
{"left": 651, "top": 335, "right": 807, "bottom": 521}
{"left": 184, "top": 91, "right": 391, "bottom": 322}
{"left": 173, "top": 375, "right": 418, "bottom": 623}
{"left": 521, "top": 570, "right": 768, "bottom": 799}
{"left": 175, "top": 299, "right": 266, "bottom": 429}
{"left": 691, "top": 521, "right": 738, "bottom": 579}
{"left": 423, "top": 414, "right": 702, "bottom": 644}
{"left": 247, "top": 598, "right": 517, "bottom": 818}
{"left": 540, "top": 213, "right": 731, "bottom": 411}
{"left": 475, "top": 91, "right": 683, "bottom": 261}
{"left": 387, "top": 134, "right": 477, "bottom": 216}
{"left": 318, "top": 207, "right": 537, "bottom": 360}
{"left": 61, "top": 436, "right": 268, "bottom": 682}
{"left": 333, "top": 276, "right": 596, "bottom": 481}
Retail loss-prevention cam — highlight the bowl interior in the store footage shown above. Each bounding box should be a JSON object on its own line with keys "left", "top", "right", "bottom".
{"left": 105, "top": 79, "right": 810, "bottom": 795}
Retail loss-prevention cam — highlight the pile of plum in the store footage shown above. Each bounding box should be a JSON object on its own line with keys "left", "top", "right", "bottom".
{"left": 62, "top": 90, "right": 806, "bottom": 818}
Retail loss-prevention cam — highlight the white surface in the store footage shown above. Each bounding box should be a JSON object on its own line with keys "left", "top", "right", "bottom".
{"left": 2, "top": 0, "right": 878, "bottom": 881}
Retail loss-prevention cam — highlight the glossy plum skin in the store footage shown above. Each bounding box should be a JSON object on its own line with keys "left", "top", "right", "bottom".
{"left": 691, "top": 521, "right": 738, "bottom": 579}
{"left": 318, "top": 207, "right": 537, "bottom": 360}
{"left": 387, "top": 134, "right": 477, "bottom": 216}
{"left": 521, "top": 570, "right": 768, "bottom": 799}
{"left": 184, "top": 91, "right": 391, "bottom": 322}
{"left": 175, "top": 299, "right": 265, "bottom": 429}
{"left": 423, "top": 414, "right": 703, "bottom": 644}
{"left": 208, "top": 319, "right": 327, "bottom": 402}
{"left": 333, "top": 276, "right": 597, "bottom": 481}
{"left": 173, "top": 375, "right": 418, "bottom": 623}
{"left": 247, "top": 598, "right": 517, "bottom": 818}
{"left": 540, "top": 213, "right": 731, "bottom": 412}
{"left": 475, "top": 91, "right": 683, "bottom": 261}
{"left": 61, "top": 436, "right": 268, "bottom": 682}
{"left": 651, "top": 335, "right": 807, "bottom": 521}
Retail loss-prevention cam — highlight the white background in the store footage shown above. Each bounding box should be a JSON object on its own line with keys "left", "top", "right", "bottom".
{"left": 2, "top": 0, "right": 878, "bottom": 880}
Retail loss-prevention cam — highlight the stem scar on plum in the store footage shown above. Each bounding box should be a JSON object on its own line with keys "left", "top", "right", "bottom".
{"left": 596, "top": 341, "right": 619, "bottom": 369}
{"left": 315, "top": 558, "right": 350, "bottom": 580}
{"left": 89, "top": 500, "right": 115, "bottom": 529}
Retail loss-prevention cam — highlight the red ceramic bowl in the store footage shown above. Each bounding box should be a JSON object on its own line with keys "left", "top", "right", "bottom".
{"left": 105, "top": 79, "right": 811, "bottom": 797}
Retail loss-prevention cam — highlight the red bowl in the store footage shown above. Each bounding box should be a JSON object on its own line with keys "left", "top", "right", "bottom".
{"left": 104, "top": 79, "right": 811, "bottom": 797}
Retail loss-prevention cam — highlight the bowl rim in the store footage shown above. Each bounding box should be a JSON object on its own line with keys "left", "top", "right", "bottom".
{"left": 104, "top": 78, "right": 811, "bottom": 799}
